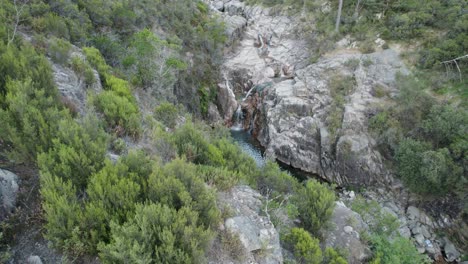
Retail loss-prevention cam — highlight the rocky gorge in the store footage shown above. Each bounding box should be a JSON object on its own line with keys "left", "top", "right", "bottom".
{"left": 210, "top": 0, "right": 465, "bottom": 262}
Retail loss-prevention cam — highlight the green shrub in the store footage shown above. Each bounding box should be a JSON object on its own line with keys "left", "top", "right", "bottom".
{"left": 70, "top": 55, "right": 95, "bottom": 86}
{"left": 83, "top": 46, "right": 110, "bottom": 79}
{"left": 93, "top": 90, "right": 141, "bottom": 137}
{"left": 285, "top": 228, "right": 323, "bottom": 264}
{"left": 395, "top": 139, "right": 462, "bottom": 196}
{"left": 154, "top": 102, "right": 179, "bottom": 128}
{"left": 369, "top": 235, "right": 430, "bottom": 264}
{"left": 82, "top": 160, "right": 142, "bottom": 251}
{"left": 254, "top": 161, "right": 299, "bottom": 196}
{"left": 48, "top": 37, "right": 72, "bottom": 64}
{"left": 171, "top": 122, "right": 225, "bottom": 166}
{"left": 292, "top": 180, "right": 336, "bottom": 236}
{"left": 323, "top": 247, "right": 348, "bottom": 264}
{"left": 41, "top": 172, "right": 83, "bottom": 253}
{"left": 350, "top": 196, "right": 399, "bottom": 236}
{"left": 98, "top": 203, "right": 214, "bottom": 264}
{"left": 147, "top": 159, "right": 221, "bottom": 228}
{"left": 38, "top": 115, "right": 109, "bottom": 190}
{"left": 197, "top": 165, "right": 242, "bottom": 190}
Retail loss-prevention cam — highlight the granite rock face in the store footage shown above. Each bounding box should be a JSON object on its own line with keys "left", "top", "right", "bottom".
{"left": 324, "top": 201, "right": 370, "bottom": 264}
{"left": 214, "top": 185, "right": 283, "bottom": 264}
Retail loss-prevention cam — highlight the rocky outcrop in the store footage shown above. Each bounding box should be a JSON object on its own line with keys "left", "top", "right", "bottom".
{"left": 0, "top": 169, "right": 19, "bottom": 221}
{"left": 51, "top": 49, "right": 102, "bottom": 116}
{"left": 256, "top": 49, "right": 408, "bottom": 188}
{"left": 324, "top": 201, "right": 371, "bottom": 264}
{"left": 212, "top": 185, "right": 283, "bottom": 264}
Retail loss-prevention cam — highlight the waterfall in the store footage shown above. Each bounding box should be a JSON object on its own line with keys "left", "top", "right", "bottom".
{"left": 242, "top": 85, "right": 256, "bottom": 102}
{"left": 231, "top": 105, "right": 243, "bottom": 131}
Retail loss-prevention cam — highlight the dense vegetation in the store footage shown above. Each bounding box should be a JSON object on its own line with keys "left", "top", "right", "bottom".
{"left": 0, "top": 0, "right": 466, "bottom": 263}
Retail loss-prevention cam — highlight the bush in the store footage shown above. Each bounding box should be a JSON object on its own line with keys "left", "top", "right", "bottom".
{"left": 254, "top": 161, "right": 299, "bottom": 196}
{"left": 323, "top": 247, "right": 348, "bottom": 264}
{"left": 38, "top": 115, "right": 109, "bottom": 190}
{"left": 93, "top": 90, "right": 141, "bottom": 137}
{"left": 147, "top": 159, "right": 221, "bottom": 228}
{"left": 82, "top": 160, "right": 142, "bottom": 251}
{"left": 48, "top": 37, "right": 72, "bottom": 64}
{"left": 369, "top": 235, "right": 430, "bottom": 264}
{"left": 285, "top": 228, "right": 323, "bottom": 264}
{"left": 171, "top": 123, "right": 225, "bottom": 166}
{"left": 98, "top": 203, "right": 214, "bottom": 264}
{"left": 41, "top": 172, "right": 83, "bottom": 253}
{"left": 395, "top": 139, "right": 462, "bottom": 196}
{"left": 70, "top": 55, "right": 95, "bottom": 86}
{"left": 292, "top": 180, "right": 336, "bottom": 236}
{"left": 154, "top": 102, "right": 179, "bottom": 129}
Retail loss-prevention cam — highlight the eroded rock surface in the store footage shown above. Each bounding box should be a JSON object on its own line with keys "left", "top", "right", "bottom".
{"left": 51, "top": 49, "right": 102, "bottom": 115}
{"left": 0, "top": 169, "right": 19, "bottom": 221}
{"left": 212, "top": 185, "right": 283, "bottom": 264}
{"left": 324, "top": 201, "right": 370, "bottom": 264}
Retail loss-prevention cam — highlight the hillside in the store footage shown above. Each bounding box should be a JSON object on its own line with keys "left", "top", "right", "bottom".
{"left": 0, "top": 0, "right": 466, "bottom": 263}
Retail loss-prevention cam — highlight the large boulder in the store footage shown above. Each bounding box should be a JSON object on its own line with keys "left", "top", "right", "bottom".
{"left": 0, "top": 169, "right": 19, "bottom": 221}
{"left": 324, "top": 201, "right": 370, "bottom": 264}
{"left": 213, "top": 185, "right": 283, "bottom": 264}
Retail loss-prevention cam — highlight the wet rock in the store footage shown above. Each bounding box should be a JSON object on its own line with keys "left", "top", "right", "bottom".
{"left": 0, "top": 169, "right": 19, "bottom": 221}
{"left": 217, "top": 80, "right": 238, "bottom": 122}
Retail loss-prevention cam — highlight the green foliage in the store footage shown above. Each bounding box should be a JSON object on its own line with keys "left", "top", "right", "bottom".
{"left": 395, "top": 139, "right": 463, "bottom": 195}
{"left": 369, "top": 235, "right": 430, "bottom": 264}
{"left": 125, "top": 29, "right": 185, "bottom": 99}
{"left": 98, "top": 203, "right": 214, "bottom": 264}
{"left": 292, "top": 180, "right": 336, "bottom": 236}
{"left": 48, "top": 37, "right": 71, "bottom": 64}
{"left": 171, "top": 122, "right": 225, "bottom": 166}
{"left": 38, "top": 115, "right": 108, "bottom": 190}
{"left": 323, "top": 248, "right": 348, "bottom": 264}
{"left": 350, "top": 196, "right": 399, "bottom": 236}
{"left": 93, "top": 90, "right": 141, "bottom": 137}
{"left": 147, "top": 159, "right": 221, "bottom": 228}
{"left": 213, "top": 138, "right": 258, "bottom": 176}
{"left": 82, "top": 160, "right": 142, "bottom": 251}
{"left": 70, "top": 55, "right": 95, "bottom": 86}
{"left": 255, "top": 161, "right": 300, "bottom": 196}
{"left": 83, "top": 46, "right": 110, "bottom": 79}
{"left": 41, "top": 172, "right": 83, "bottom": 253}
{"left": 285, "top": 228, "right": 323, "bottom": 264}
{"left": 197, "top": 165, "right": 243, "bottom": 191}
{"left": 154, "top": 102, "right": 179, "bottom": 129}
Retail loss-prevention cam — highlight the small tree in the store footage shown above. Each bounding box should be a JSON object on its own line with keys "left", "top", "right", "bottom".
{"left": 292, "top": 180, "right": 336, "bottom": 236}
{"left": 285, "top": 228, "right": 323, "bottom": 264}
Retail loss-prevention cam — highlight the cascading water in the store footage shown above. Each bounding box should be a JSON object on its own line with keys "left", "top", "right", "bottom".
{"left": 231, "top": 105, "right": 243, "bottom": 131}
{"left": 242, "top": 85, "right": 256, "bottom": 102}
